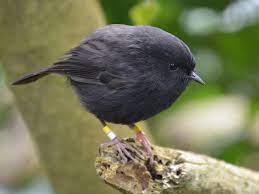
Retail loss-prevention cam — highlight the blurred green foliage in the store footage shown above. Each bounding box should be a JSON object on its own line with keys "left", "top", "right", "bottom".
{"left": 0, "top": 104, "right": 11, "bottom": 129}
{"left": 217, "top": 139, "right": 258, "bottom": 168}
{"left": 0, "top": 63, "right": 4, "bottom": 88}
{"left": 0, "top": 63, "right": 10, "bottom": 129}
{"left": 100, "top": 0, "right": 140, "bottom": 24}
{"left": 99, "top": 0, "right": 259, "bottom": 169}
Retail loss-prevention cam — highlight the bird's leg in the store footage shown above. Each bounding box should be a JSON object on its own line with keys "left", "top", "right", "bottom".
{"left": 99, "top": 120, "right": 135, "bottom": 163}
{"left": 129, "top": 124, "right": 154, "bottom": 164}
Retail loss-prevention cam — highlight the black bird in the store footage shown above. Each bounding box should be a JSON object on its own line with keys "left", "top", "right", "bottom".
{"left": 12, "top": 24, "right": 204, "bottom": 163}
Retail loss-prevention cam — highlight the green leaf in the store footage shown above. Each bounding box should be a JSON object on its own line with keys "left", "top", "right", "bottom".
{"left": 130, "top": 0, "right": 159, "bottom": 25}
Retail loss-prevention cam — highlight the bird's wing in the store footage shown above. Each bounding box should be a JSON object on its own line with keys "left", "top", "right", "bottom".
{"left": 48, "top": 42, "right": 135, "bottom": 89}
{"left": 70, "top": 71, "right": 131, "bottom": 89}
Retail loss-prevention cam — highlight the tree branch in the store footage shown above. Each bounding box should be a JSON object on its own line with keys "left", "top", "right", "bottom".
{"left": 96, "top": 138, "right": 259, "bottom": 194}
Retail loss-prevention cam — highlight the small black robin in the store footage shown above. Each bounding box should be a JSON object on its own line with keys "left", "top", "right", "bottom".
{"left": 12, "top": 24, "right": 204, "bottom": 164}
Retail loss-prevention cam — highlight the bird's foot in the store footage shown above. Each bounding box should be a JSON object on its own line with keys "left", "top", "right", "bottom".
{"left": 100, "top": 138, "right": 136, "bottom": 163}
{"left": 135, "top": 132, "right": 154, "bottom": 164}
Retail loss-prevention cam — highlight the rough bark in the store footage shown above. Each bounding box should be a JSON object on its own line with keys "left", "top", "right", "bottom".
{"left": 1, "top": 1, "right": 126, "bottom": 194}
{"left": 96, "top": 138, "right": 259, "bottom": 194}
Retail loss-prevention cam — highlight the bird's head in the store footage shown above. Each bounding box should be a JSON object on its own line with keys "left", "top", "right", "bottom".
{"left": 144, "top": 26, "right": 204, "bottom": 97}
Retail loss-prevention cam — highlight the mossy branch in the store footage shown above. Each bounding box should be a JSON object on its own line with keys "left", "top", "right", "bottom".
{"left": 96, "top": 138, "right": 259, "bottom": 194}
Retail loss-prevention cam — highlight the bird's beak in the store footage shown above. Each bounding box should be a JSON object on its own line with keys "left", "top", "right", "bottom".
{"left": 189, "top": 71, "right": 205, "bottom": 85}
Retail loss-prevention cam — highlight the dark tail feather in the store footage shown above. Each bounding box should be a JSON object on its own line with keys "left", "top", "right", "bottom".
{"left": 12, "top": 68, "right": 50, "bottom": 85}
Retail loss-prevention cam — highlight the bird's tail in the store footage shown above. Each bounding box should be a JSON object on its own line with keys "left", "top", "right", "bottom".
{"left": 12, "top": 68, "right": 50, "bottom": 85}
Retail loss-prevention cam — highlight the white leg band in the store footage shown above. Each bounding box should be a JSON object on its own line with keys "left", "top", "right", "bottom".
{"left": 107, "top": 131, "right": 117, "bottom": 140}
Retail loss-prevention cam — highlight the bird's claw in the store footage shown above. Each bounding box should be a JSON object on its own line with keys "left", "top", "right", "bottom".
{"left": 100, "top": 138, "right": 136, "bottom": 163}
{"left": 135, "top": 132, "right": 154, "bottom": 165}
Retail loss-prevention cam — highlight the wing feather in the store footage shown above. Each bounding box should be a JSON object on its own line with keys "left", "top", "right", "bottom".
{"left": 48, "top": 40, "right": 133, "bottom": 88}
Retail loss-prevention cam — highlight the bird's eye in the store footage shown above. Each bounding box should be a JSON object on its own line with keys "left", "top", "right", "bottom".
{"left": 169, "top": 63, "right": 178, "bottom": 71}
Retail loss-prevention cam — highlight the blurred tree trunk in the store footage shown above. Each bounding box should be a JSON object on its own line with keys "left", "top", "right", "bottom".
{"left": 0, "top": 1, "right": 131, "bottom": 194}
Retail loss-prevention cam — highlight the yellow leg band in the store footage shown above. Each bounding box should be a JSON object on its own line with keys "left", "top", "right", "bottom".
{"left": 103, "top": 126, "right": 112, "bottom": 134}
{"left": 103, "top": 125, "right": 117, "bottom": 140}
{"left": 132, "top": 124, "right": 142, "bottom": 133}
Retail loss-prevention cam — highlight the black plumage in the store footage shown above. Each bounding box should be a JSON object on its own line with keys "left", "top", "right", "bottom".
{"left": 12, "top": 24, "right": 203, "bottom": 125}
